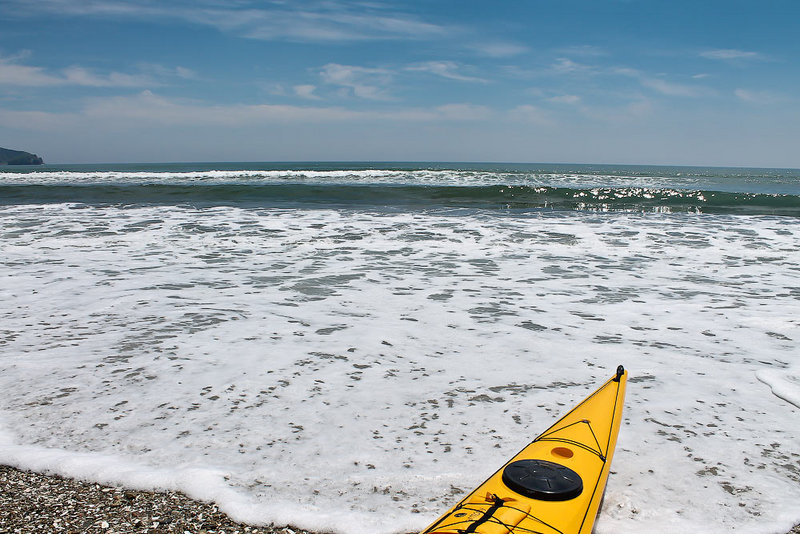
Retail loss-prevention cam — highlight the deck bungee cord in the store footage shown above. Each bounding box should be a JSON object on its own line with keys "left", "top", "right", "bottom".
{"left": 534, "top": 419, "right": 606, "bottom": 461}
{"left": 425, "top": 492, "right": 567, "bottom": 534}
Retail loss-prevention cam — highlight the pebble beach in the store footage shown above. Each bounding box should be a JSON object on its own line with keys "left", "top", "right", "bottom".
{"left": 1, "top": 465, "right": 798, "bottom": 534}
{"left": 0, "top": 465, "right": 313, "bottom": 534}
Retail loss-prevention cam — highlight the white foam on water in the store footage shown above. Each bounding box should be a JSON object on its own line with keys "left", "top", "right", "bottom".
{"left": 756, "top": 368, "right": 800, "bottom": 409}
{"left": 1, "top": 205, "right": 799, "bottom": 533}
{"left": 0, "top": 169, "right": 416, "bottom": 185}
{"left": 0, "top": 167, "right": 773, "bottom": 192}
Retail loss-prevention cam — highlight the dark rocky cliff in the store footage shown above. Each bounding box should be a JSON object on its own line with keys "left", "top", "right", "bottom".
{"left": 0, "top": 147, "right": 44, "bottom": 165}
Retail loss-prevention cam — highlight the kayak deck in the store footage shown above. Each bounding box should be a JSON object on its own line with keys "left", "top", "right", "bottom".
{"left": 420, "top": 366, "right": 627, "bottom": 534}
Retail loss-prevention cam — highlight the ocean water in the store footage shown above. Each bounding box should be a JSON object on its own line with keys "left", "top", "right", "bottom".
{"left": 0, "top": 162, "right": 798, "bottom": 533}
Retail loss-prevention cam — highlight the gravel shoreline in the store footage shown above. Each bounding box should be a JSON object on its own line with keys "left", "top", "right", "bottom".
{"left": 0, "top": 465, "right": 313, "bottom": 534}
{"left": 1, "top": 464, "right": 798, "bottom": 534}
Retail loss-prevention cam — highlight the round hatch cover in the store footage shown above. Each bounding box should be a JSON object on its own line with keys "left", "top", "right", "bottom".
{"left": 501, "top": 459, "right": 583, "bottom": 501}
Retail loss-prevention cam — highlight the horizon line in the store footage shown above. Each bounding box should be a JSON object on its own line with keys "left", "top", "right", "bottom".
{"left": 8, "top": 160, "right": 800, "bottom": 172}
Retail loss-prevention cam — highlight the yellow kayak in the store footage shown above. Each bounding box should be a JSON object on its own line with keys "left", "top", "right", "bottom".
{"left": 420, "top": 365, "right": 627, "bottom": 534}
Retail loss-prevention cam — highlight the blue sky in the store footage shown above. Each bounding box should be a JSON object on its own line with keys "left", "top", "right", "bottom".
{"left": 1, "top": 0, "right": 798, "bottom": 166}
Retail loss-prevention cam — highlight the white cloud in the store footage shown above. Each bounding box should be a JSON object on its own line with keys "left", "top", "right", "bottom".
{"left": 639, "top": 77, "right": 708, "bottom": 97}
{"left": 60, "top": 66, "right": 154, "bottom": 87}
{"left": 509, "top": 104, "right": 551, "bottom": 124}
{"left": 174, "top": 66, "right": 196, "bottom": 79}
{"left": 82, "top": 90, "right": 365, "bottom": 125}
{"left": 3, "top": 0, "right": 160, "bottom": 18}
{"left": 734, "top": 88, "right": 787, "bottom": 105}
{"left": 6, "top": 0, "right": 451, "bottom": 43}
{"left": 0, "top": 57, "right": 62, "bottom": 86}
{"left": 614, "top": 67, "right": 709, "bottom": 98}
{"left": 0, "top": 55, "right": 194, "bottom": 88}
{"left": 734, "top": 89, "right": 759, "bottom": 103}
{"left": 293, "top": 84, "right": 321, "bottom": 100}
{"left": 0, "top": 91, "right": 506, "bottom": 131}
{"left": 319, "top": 63, "right": 394, "bottom": 100}
{"left": 700, "top": 49, "right": 765, "bottom": 61}
{"left": 406, "top": 61, "right": 487, "bottom": 83}
{"left": 138, "top": 63, "right": 198, "bottom": 80}
{"left": 552, "top": 57, "right": 596, "bottom": 75}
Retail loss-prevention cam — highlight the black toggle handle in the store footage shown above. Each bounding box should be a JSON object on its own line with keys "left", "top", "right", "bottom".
{"left": 613, "top": 365, "right": 625, "bottom": 382}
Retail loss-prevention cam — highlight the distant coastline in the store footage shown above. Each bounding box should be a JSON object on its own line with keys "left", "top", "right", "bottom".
{"left": 0, "top": 147, "right": 44, "bottom": 165}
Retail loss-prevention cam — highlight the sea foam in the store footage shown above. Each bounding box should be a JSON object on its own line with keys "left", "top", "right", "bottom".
{"left": 1, "top": 204, "right": 798, "bottom": 534}
{"left": 3, "top": 166, "right": 798, "bottom": 195}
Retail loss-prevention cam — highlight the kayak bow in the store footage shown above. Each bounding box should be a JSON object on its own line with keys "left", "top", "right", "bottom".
{"left": 421, "top": 365, "right": 627, "bottom": 534}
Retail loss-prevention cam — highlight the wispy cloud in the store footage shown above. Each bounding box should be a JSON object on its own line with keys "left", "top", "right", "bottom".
{"left": 0, "top": 55, "right": 159, "bottom": 87}
{"left": 138, "top": 63, "right": 198, "bottom": 80}
{"left": 60, "top": 66, "right": 155, "bottom": 87}
{"left": 6, "top": 0, "right": 452, "bottom": 43}
{"left": 2, "top": 0, "right": 163, "bottom": 18}
{"left": 0, "top": 91, "right": 501, "bottom": 129}
{"left": 319, "top": 63, "right": 394, "bottom": 100}
{"left": 470, "top": 42, "right": 529, "bottom": 58}
{"left": 551, "top": 57, "right": 597, "bottom": 75}
{"left": 734, "top": 88, "right": 788, "bottom": 105}
{"left": 0, "top": 56, "right": 63, "bottom": 87}
{"left": 293, "top": 84, "right": 321, "bottom": 100}
{"left": 225, "top": 6, "right": 448, "bottom": 43}
{"left": 406, "top": 61, "right": 487, "bottom": 83}
{"left": 525, "top": 88, "right": 583, "bottom": 107}
{"left": 639, "top": 77, "right": 708, "bottom": 97}
{"left": 550, "top": 59, "right": 709, "bottom": 98}
{"left": 614, "top": 67, "right": 710, "bottom": 98}
{"left": 65, "top": 90, "right": 370, "bottom": 128}
{"left": 700, "top": 49, "right": 766, "bottom": 61}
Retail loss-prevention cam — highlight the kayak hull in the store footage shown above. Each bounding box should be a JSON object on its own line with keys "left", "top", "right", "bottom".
{"left": 420, "top": 366, "right": 627, "bottom": 534}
